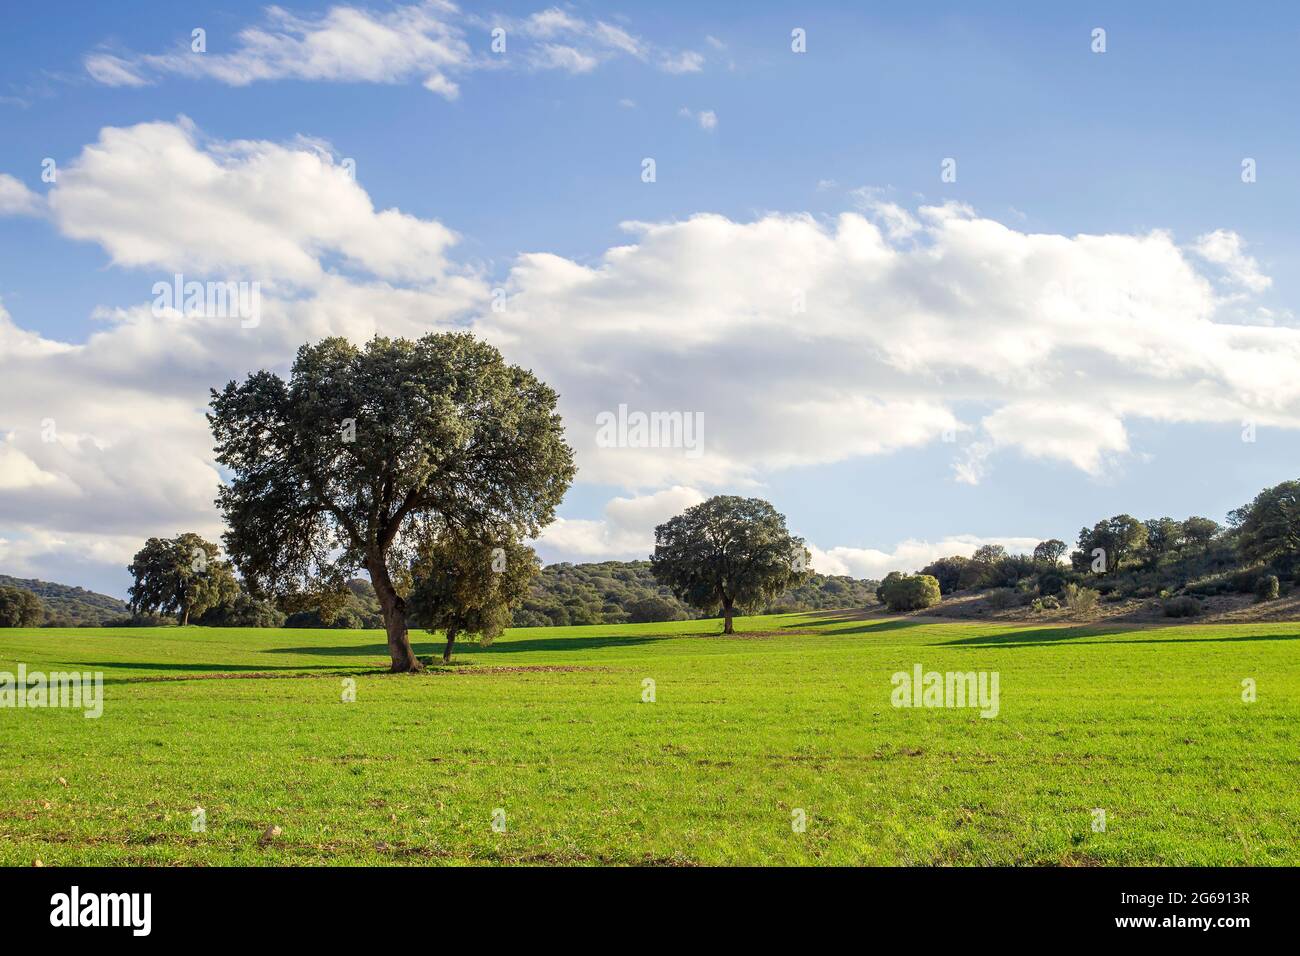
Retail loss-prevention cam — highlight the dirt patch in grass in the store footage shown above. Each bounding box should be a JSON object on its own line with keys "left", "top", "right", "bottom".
{"left": 425, "top": 664, "right": 614, "bottom": 676}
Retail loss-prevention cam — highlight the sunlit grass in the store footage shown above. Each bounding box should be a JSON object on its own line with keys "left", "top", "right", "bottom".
{"left": 0, "top": 612, "right": 1295, "bottom": 865}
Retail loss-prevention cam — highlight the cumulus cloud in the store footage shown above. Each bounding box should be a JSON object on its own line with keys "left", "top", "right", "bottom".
{"left": 0, "top": 173, "right": 42, "bottom": 216}
{"left": 534, "top": 486, "right": 705, "bottom": 559}
{"left": 809, "top": 535, "right": 1045, "bottom": 580}
{"left": 49, "top": 119, "right": 464, "bottom": 286}
{"left": 479, "top": 204, "right": 1300, "bottom": 490}
{"left": 82, "top": 2, "right": 704, "bottom": 97}
{"left": 1191, "top": 228, "right": 1271, "bottom": 294}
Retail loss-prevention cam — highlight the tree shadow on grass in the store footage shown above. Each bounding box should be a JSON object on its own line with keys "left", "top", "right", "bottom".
{"left": 80, "top": 660, "right": 349, "bottom": 673}
{"left": 936, "top": 628, "right": 1300, "bottom": 648}
{"left": 267, "top": 634, "right": 670, "bottom": 657}
{"left": 789, "top": 613, "right": 930, "bottom": 637}
{"left": 70, "top": 659, "right": 377, "bottom": 686}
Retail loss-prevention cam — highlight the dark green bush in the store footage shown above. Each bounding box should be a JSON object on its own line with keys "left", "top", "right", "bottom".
{"left": 880, "top": 574, "right": 942, "bottom": 612}
{"left": 1255, "top": 574, "right": 1280, "bottom": 602}
{"left": 1162, "top": 596, "right": 1202, "bottom": 618}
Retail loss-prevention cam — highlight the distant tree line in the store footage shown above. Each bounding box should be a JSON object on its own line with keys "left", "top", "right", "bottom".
{"left": 894, "top": 480, "right": 1300, "bottom": 617}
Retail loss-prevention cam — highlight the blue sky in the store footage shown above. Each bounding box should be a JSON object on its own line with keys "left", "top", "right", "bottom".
{"left": 1, "top": 1, "right": 1298, "bottom": 596}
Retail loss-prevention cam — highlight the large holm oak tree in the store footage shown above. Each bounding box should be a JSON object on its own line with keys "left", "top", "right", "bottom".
{"left": 651, "top": 495, "right": 810, "bottom": 634}
{"left": 208, "top": 333, "right": 575, "bottom": 672}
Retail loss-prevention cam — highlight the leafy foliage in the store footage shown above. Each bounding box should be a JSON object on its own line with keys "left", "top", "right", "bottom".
{"left": 409, "top": 533, "right": 538, "bottom": 660}
{"left": 0, "top": 574, "right": 126, "bottom": 626}
{"left": 878, "top": 573, "right": 942, "bottom": 611}
{"left": 208, "top": 332, "right": 575, "bottom": 670}
{"left": 1229, "top": 480, "right": 1300, "bottom": 570}
{"left": 0, "top": 586, "right": 44, "bottom": 627}
{"left": 283, "top": 579, "right": 384, "bottom": 628}
{"left": 1032, "top": 539, "right": 1067, "bottom": 566}
{"left": 651, "top": 496, "right": 810, "bottom": 633}
{"left": 127, "top": 533, "right": 238, "bottom": 625}
{"left": 514, "top": 560, "right": 876, "bottom": 626}
{"left": 195, "top": 585, "right": 286, "bottom": 627}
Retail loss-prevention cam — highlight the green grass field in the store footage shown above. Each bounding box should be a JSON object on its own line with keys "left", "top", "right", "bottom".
{"left": 0, "top": 612, "right": 1296, "bottom": 866}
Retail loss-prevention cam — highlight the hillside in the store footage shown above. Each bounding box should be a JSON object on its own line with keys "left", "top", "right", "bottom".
{"left": 513, "top": 559, "right": 878, "bottom": 627}
{"left": 0, "top": 573, "right": 128, "bottom": 626}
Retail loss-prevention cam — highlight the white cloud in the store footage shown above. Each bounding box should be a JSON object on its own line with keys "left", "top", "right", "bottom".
{"left": 679, "top": 107, "right": 717, "bottom": 131}
{"left": 87, "top": 2, "right": 470, "bottom": 98}
{"left": 0, "top": 173, "right": 42, "bottom": 216}
{"left": 1191, "top": 229, "right": 1271, "bottom": 294}
{"left": 49, "top": 119, "right": 464, "bottom": 287}
{"left": 82, "top": 2, "right": 703, "bottom": 95}
{"left": 809, "top": 535, "right": 1044, "bottom": 580}
{"left": 535, "top": 486, "right": 705, "bottom": 559}
{"left": 660, "top": 50, "right": 704, "bottom": 73}
{"left": 83, "top": 53, "right": 149, "bottom": 87}
{"left": 479, "top": 204, "right": 1300, "bottom": 489}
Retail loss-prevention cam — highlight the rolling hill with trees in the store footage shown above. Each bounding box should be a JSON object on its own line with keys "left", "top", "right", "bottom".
{"left": 0, "top": 574, "right": 128, "bottom": 626}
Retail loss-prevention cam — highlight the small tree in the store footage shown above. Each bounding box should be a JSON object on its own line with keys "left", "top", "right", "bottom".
{"left": 1032, "top": 539, "right": 1067, "bottom": 567}
{"left": 1181, "top": 516, "right": 1221, "bottom": 549}
{"left": 1230, "top": 480, "right": 1300, "bottom": 568}
{"left": 128, "top": 533, "right": 238, "bottom": 625}
{"left": 879, "top": 574, "right": 942, "bottom": 612}
{"left": 651, "top": 496, "right": 809, "bottom": 634}
{"left": 1142, "top": 518, "right": 1182, "bottom": 564}
{"left": 408, "top": 533, "right": 538, "bottom": 661}
{"left": 1072, "top": 515, "right": 1148, "bottom": 573}
{"left": 209, "top": 333, "right": 574, "bottom": 672}
{"left": 920, "top": 556, "right": 968, "bottom": 594}
{"left": 1255, "top": 574, "right": 1281, "bottom": 603}
{"left": 0, "top": 586, "right": 44, "bottom": 627}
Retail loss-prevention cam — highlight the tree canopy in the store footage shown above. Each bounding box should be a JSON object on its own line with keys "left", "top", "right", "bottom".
{"left": 209, "top": 332, "right": 574, "bottom": 671}
{"left": 651, "top": 495, "right": 809, "bottom": 634}
{"left": 1229, "top": 480, "right": 1300, "bottom": 570}
{"left": 0, "top": 586, "right": 44, "bottom": 627}
{"left": 127, "top": 533, "right": 237, "bottom": 626}
{"left": 409, "top": 532, "right": 538, "bottom": 661}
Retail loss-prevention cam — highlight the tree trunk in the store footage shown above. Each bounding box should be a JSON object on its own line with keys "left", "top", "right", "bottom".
{"left": 722, "top": 596, "right": 735, "bottom": 635}
{"left": 443, "top": 627, "right": 458, "bottom": 663}
{"left": 369, "top": 556, "right": 423, "bottom": 673}
{"left": 181, "top": 605, "right": 191, "bottom": 627}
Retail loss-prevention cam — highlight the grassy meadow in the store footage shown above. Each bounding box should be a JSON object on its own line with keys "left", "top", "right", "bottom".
{"left": 0, "top": 612, "right": 1296, "bottom": 866}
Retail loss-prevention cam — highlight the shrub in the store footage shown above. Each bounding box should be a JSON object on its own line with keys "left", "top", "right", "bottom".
{"left": 1255, "top": 574, "right": 1280, "bottom": 602}
{"left": 986, "top": 588, "right": 1020, "bottom": 610}
{"left": 1062, "top": 583, "right": 1100, "bottom": 616}
{"left": 1036, "top": 570, "right": 1066, "bottom": 597}
{"left": 103, "top": 611, "right": 169, "bottom": 627}
{"left": 880, "top": 574, "right": 942, "bottom": 612}
{"left": 1162, "top": 596, "right": 1202, "bottom": 617}
{"left": 1031, "top": 595, "right": 1060, "bottom": 612}
{"left": 627, "top": 595, "right": 688, "bottom": 623}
